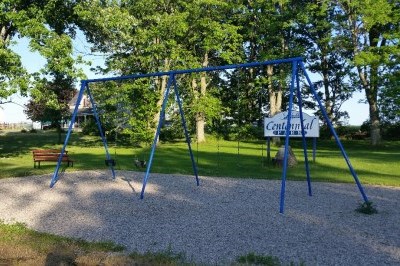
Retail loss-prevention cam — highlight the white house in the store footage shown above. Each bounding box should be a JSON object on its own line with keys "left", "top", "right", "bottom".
{"left": 68, "top": 93, "right": 93, "bottom": 128}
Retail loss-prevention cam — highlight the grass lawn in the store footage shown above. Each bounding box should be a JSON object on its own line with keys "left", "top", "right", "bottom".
{"left": 1, "top": 130, "right": 399, "bottom": 186}
{"left": 0, "top": 221, "right": 186, "bottom": 265}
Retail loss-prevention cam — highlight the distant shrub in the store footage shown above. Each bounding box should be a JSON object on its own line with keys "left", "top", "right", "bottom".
{"left": 237, "top": 253, "right": 281, "bottom": 266}
{"left": 335, "top": 125, "right": 361, "bottom": 138}
{"left": 20, "top": 129, "right": 27, "bottom": 133}
{"left": 319, "top": 125, "right": 362, "bottom": 139}
{"left": 159, "top": 120, "right": 185, "bottom": 141}
{"left": 81, "top": 119, "right": 100, "bottom": 136}
{"left": 381, "top": 122, "right": 400, "bottom": 140}
{"left": 361, "top": 120, "right": 400, "bottom": 141}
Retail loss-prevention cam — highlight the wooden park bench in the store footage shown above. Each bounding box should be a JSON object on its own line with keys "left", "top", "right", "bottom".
{"left": 32, "top": 149, "right": 74, "bottom": 168}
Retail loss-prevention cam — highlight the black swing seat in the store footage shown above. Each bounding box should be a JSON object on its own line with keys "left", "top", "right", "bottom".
{"left": 105, "top": 159, "right": 116, "bottom": 166}
{"left": 134, "top": 158, "right": 146, "bottom": 168}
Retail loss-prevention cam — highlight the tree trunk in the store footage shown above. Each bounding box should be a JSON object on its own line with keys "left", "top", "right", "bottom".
{"left": 357, "top": 63, "right": 381, "bottom": 145}
{"left": 345, "top": 4, "right": 382, "bottom": 145}
{"left": 153, "top": 59, "right": 170, "bottom": 144}
{"left": 267, "top": 65, "right": 282, "bottom": 116}
{"left": 195, "top": 53, "right": 208, "bottom": 143}
{"left": 367, "top": 27, "right": 382, "bottom": 145}
{"left": 1, "top": 22, "right": 12, "bottom": 44}
{"left": 322, "top": 56, "right": 333, "bottom": 122}
{"left": 267, "top": 65, "right": 282, "bottom": 145}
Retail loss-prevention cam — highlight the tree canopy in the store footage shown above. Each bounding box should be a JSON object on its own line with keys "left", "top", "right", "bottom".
{"left": 2, "top": 0, "right": 399, "bottom": 144}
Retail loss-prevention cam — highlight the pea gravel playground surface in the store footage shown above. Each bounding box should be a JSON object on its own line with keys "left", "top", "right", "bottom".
{"left": 0, "top": 170, "right": 399, "bottom": 265}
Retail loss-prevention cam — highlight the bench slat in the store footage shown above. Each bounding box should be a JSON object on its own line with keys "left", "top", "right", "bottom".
{"left": 32, "top": 149, "right": 73, "bottom": 168}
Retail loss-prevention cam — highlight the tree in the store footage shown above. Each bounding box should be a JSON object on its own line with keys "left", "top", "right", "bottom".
{"left": 183, "top": 0, "right": 242, "bottom": 142}
{"left": 379, "top": 66, "right": 400, "bottom": 124}
{"left": 0, "top": 1, "right": 31, "bottom": 101}
{"left": 0, "top": 0, "right": 83, "bottom": 143}
{"left": 299, "top": 0, "right": 354, "bottom": 126}
{"left": 225, "top": 0, "right": 305, "bottom": 143}
{"left": 75, "top": 0, "right": 190, "bottom": 143}
{"left": 25, "top": 75, "right": 76, "bottom": 143}
{"left": 76, "top": 0, "right": 242, "bottom": 143}
{"left": 335, "top": 0, "right": 400, "bottom": 144}
{"left": 1, "top": 0, "right": 84, "bottom": 143}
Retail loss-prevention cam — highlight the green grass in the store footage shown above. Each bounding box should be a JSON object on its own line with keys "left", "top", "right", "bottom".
{"left": 0, "top": 220, "right": 189, "bottom": 265}
{"left": 237, "top": 252, "right": 306, "bottom": 266}
{"left": 1, "top": 130, "right": 399, "bottom": 186}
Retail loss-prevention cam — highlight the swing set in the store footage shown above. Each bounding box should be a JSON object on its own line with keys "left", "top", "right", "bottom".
{"left": 50, "top": 57, "right": 369, "bottom": 213}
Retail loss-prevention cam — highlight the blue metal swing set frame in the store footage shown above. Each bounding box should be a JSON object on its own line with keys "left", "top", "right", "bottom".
{"left": 50, "top": 57, "right": 369, "bottom": 213}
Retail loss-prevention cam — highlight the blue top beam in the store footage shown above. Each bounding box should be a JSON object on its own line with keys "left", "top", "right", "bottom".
{"left": 84, "top": 57, "right": 303, "bottom": 84}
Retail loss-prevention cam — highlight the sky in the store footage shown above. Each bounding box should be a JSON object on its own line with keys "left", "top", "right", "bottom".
{"left": 1, "top": 36, "right": 369, "bottom": 125}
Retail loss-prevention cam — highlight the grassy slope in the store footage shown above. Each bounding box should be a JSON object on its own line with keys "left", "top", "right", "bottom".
{"left": 0, "top": 221, "right": 186, "bottom": 265}
{"left": 1, "top": 130, "right": 399, "bottom": 186}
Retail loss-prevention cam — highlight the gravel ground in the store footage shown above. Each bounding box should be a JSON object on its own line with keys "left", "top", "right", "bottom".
{"left": 0, "top": 170, "right": 399, "bottom": 265}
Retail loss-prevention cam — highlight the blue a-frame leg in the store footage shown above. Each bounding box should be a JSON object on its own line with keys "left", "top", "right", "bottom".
{"left": 279, "top": 61, "right": 298, "bottom": 213}
{"left": 299, "top": 61, "right": 369, "bottom": 204}
{"left": 86, "top": 83, "right": 116, "bottom": 178}
{"left": 50, "top": 81, "right": 116, "bottom": 188}
{"left": 140, "top": 74, "right": 199, "bottom": 199}
{"left": 279, "top": 60, "right": 369, "bottom": 213}
{"left": 296, "top": 70, "right": 312, "bottom": 197}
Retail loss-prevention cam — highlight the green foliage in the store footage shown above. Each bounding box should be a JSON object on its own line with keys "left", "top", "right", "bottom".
{"left": 381, "top": 123, "right": 400, "bottom": 141}
{"left": 361, "top": 121, "right": 400, "bottom": 141}
{"left": 0, "top": 0, "right": 83, "bottom": 103}
{"left": 2, "top": 0, "right": 400, "bottom": 148}
{"left": 355, "top": 201, "right": 378, "bottom": 215}
{"left": 0, "top": 46, "right": 29, "bottom": 99}
{"left": 81, "top": 118, "right": 100, "bottom": 136}
{"left": 335, "top": 125, "right": 362, "bottom": 138}
{"left": 89, "top": 80, "right": 158, "bottom": 146}
{"left": 0, "top": 220, "right": 125, "bottom": 252}
{"left": 160, "top": 120, "right": 185, "bottom": 142}
{"left": 237, "top": 252, "right": 281, "bottom": 266}
{"left": 379, "top": 69, "right": 400, "bottom": 123}
{"left": 129, "top": 249, "right": 186, "bottom": 265}
{"left": 335, "top": 0, "right": 400, "bottom": 144}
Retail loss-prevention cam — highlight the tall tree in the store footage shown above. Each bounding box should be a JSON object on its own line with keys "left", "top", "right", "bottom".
{"left": 184, "top": 0, "right": 242, "bottom": 142}
{"left": 76, "top": 0, "right": 242, "bottom": 143}
{"left": 0, "top": 1, "right": 32, "bottom": 102}
{"left": 1, "top": 0, "right": 84, "bottom": 142}
{"left": 2, "top": 0, "right": 84, "bottom": 143}
{"left": 25, "top": 75, "right": 76, "bottom": 143}
{"left": 76, "top": 0, "right": 190, "bottom": 143}
{"left": 299, "top": 0, "right": 354, "bottom": 126}
{"left": 335, "top": 0, "right": 400, "bottom": 144}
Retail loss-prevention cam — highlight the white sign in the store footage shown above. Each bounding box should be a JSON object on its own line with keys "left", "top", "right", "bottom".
{"left": 264, "top": 111, "right": 319, "bottom": 137}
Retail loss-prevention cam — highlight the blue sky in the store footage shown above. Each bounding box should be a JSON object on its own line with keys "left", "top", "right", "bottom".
{"left": 1, "top": 37, "right": 369, "bottom": 125}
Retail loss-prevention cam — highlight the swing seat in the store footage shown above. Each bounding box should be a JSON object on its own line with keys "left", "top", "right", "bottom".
{"left": 105, "top": 159, "right": 116, "bottom": 166}
{"left": 272, "top": 158, "right": 283, "bottom": 167}
{"left": 134, "top": 159, "right": 146, "bottom": 168}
